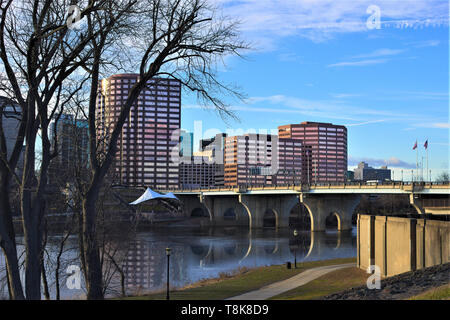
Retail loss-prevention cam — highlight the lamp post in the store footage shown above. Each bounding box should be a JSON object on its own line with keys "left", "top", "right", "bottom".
{"left": 293, "top": 229, "right": 298, "bottom": 268}
{"left": 166, "top": 247, "right": 171, "bottom": 300}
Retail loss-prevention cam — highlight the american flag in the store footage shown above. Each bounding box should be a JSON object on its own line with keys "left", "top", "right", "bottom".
{"left": 424, "top": 140, "right": 428, "bottom": 150}
{"left": 413, "top": 140, "right": 417, "bottom": 150}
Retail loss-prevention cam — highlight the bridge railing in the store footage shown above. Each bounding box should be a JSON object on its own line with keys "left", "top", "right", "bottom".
{"left": 157, "top": 181, "right": 449, "bottom": 193}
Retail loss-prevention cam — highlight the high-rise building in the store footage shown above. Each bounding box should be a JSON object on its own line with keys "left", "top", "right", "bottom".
{"left": 353, "top": 162, "right": 391, "bottom": 181}
{"left": 49, "top": 114, "right": 89, "bottom": 168}
{"left": 346, "top": 170, "right": 355, "bottom": 182}
{"left": 179, "top": 156, "right": 220, "bottom": 189}
{"left": 96, "top": 74, "right": 181, "bottom": 189}
{"left": 224, "top": 134, "right": 276, "bottom": 186}
{"left": 179, "top": 130, "right": 193, "bottom": 159}
{"left": 278, "top": 121, "right": 347, "bottom": 183}
{"left": 193, "top": 133, "right": 227, "bottom": 187}
{"left": 275, "top": 139, "right": 312, "bottom": 185}
{"left": 0, "top": 96, "right": 24, "bottom": 173}
{"left": 223, "top": 133, "right": 310, "bottom": 187}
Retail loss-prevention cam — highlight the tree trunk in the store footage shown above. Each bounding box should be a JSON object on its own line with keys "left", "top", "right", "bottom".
{"left": 21, "top": 172, "right": 45, "bottom": 299}
{"left": 22, "top": 205, "right": 43, "bottom": 300}
{"left": 82, "top": 189, "right": 104, "bottom": 300}
{"left": 21, "top": 109, "right": 51, "bottom": 299}
{"left": 41, "top": 220, "right": 50, "bottom": 300}
{"left": 0, "top": 173, "right": 24, "bottom": 300}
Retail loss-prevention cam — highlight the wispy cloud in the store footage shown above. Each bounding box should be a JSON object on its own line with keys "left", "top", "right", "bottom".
{"left": 186, "top": 93, "right": 436, "bottom": 124}
{"left": 330, "top": 93, "right": 364, "bottom": 99}
{"left": 415, "top": 122, "right": 450, "bottom": 129}
{"left": 431, "top": 123, "right": 450, "bottom": 128}
{"left": 352, "top": 48, "right": 406, "bottom": 59}
{"left": 349, "top": 156, "right": 415, "bottom": 168}
{"left": 406, "top": 39, "right": 441, "bottom": 48}
{"left": 185, "top": 102, "right": 359, "bottom": 121}
{"left": 185, "top": 91, "right": 444, "bottom": 128}
{"left": 328, "top": 58, "right": 388, "bottom": 67}
{"left": 246, "top": 95, "right": 441, "bottom": 122}
{"left": 345, "top": 119, "right": 387, "bottom": 127}
{"left": 328, "top": 48, "right": 407, "bottom": 68}
{"left": 398, "top": 91, "right": 449, "bottom": 100}
{"left": 215, "top": 0, "right": 449, "bottom": 46}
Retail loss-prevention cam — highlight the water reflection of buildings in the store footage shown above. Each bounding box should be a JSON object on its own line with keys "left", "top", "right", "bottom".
{"left": 123, "top": 240, "right": 164, "bottom": 291}
{"left": 123, "top": 239, "right": 186, "bottom": 292}
{"left": 121, "top": 228, "right": 356, "bottom": 294}
{"left": 187, "top": 230, "right": 354, "bottom": 267}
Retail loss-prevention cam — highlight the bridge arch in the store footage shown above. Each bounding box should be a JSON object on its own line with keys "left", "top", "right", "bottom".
{"left": 263, "top": 209, "right": 278, "bottom": 228}
{"left": 290, "top": 230, "right": 312, "bottom": 260}
{"left": 238, "top": 199, "right": 253, "bottom": 229}
{"left": 238, "top": 233, "right": 253, "bottom": 264}
{"left": 325, "top": 212, "right": 342, "bottom": 231}
{"left": 190, "top": 240, "right": 214, "bottom": 267}
{"left": 288, "top": 200, "right": 315, "bottom": 232}
{"left": 264, "top": 241, "right": 279, "bottom": 254}
{"left": 289, "top": 202, "right": 312, "bottom": 230}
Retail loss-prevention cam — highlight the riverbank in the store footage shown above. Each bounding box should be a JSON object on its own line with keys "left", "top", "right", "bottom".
{"left": 121, "top": 257, "right": 357, "bottom": 300}
{"left": 122, "top": 259, "right": 450, "bottom": 300}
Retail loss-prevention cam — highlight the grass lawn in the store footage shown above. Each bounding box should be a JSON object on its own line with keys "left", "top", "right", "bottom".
{"left": 270, "top": 267, "right": 368, "bottom": 300}
{"left": 407, "top": 284, "right": 450, "bottom": 300}
{"left": 121, "top": 257, "right": 356, "bottom": 300}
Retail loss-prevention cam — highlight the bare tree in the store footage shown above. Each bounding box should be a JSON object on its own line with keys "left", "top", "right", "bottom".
{"left": 0, "top": 0, "right": 127, "bottom": 299}
{"left": 0, "top": 0, "right": 247, "bottom": 300}
{"left": 435, "top": 172, "right": 449, "bottom": 183}
{"left": 77, "top": 0, "right": 247, "bottom": 299}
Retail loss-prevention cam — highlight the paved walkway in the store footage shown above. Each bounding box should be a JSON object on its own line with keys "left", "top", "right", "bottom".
{"left": 226, "top": 263, "right": 356, "bottom": 300}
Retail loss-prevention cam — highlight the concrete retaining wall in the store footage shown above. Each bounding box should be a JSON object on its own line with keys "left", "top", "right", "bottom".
{"left": 358, "top": 214, "right": 449, "bottom": 277}
{"left": 357, "top": 214, "right": 374, "bottom": 270}
{"left": 416, "top": 219, "right": 450, "bottom": 269}
{"left": 385, "top": 217, "right": 416, "bottom": 276}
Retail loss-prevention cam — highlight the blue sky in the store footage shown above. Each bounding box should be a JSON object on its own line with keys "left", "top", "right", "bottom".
{"left": 181, "top": 0, "right": 449, "bottom": 180}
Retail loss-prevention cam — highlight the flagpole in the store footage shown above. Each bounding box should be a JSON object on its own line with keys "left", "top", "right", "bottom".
{"left": 416, "top": 141, "right": 418, "bottom": 182}
{"left": 421, "top": 156, "right": 424, "bottom": 182}
{"left": 426, "top": 141, "right": 429, "bottom": 183}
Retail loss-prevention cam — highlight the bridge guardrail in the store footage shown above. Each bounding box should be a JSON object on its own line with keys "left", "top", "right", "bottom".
{"left": 152, "top": 181, "right": 449, "bottom": 193}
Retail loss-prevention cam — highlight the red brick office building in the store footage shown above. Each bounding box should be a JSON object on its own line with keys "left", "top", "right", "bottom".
{"left": 223, "top": 133, "right": 312, "bottom": 186}
{"left": 278, "top": 122, "right": 347, "bottom": 183}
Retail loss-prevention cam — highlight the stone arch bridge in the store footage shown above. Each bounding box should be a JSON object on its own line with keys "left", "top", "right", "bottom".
{"left": 168, "top": 183, "right": 450, "bottom": 231}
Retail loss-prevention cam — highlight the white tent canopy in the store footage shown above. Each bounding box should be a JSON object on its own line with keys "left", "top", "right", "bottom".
{"left": 129, "top": 188, "right": 179, "bottom": 205}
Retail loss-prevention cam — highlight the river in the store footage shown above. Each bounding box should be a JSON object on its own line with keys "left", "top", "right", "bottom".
{"left": 0, "top": 226, "right": 357, "bottom": 299}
